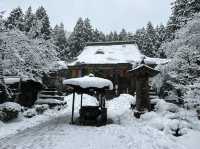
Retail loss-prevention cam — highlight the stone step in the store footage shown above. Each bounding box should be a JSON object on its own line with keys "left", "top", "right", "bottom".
{"left": 38, "top": 95, "right": 64, "bottom": 100}
{"left": 40, "top": 90, "right": 59, "bottom": 96}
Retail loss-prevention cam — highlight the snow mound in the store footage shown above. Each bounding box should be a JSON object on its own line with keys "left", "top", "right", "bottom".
{"left": 155, "top": 99, "right": 179, "bottom": 113}
{"left": 0, "top": 102, "right": 21, "bottom": 112}
{"left": 107, "top": 94, "right": 134, "bottom": 119}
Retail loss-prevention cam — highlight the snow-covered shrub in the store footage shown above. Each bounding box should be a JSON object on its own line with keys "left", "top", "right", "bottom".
{"left": 166, "top": 119, "right": 188, "bottom": 137}
{"left": 0, "top": 102, "right": 22, "bottom": 122}
{"left": 23, "top": 109, "right": 37, "bottom": 118}
{"left": 34, "top": 104, "right": 49, "bottom": 114}
{"left": 155, "top": 100, "right": 179, "bottom": 113}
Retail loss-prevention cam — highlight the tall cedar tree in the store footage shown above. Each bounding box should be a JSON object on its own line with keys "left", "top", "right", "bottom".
{"left": 24, "top": 6, "right": 34, "bottom": 33}
{"left": 35, "top": 6, "right": 51, "bottom": 40}
{"left": 119, "top": 28, "right": 128, "bottom": 41}
{"left": 166, "top": 0, "right": 200, "bottom": 41}
{"left": 68, "top": 18, "right": 85, "bottom": 58}
{"left": 52, "top": 23, "right": 68, "bottom": 60}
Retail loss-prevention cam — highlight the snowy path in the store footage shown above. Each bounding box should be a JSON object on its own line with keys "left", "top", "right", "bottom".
{"left": 0, "top": 113, "right": 182, "bottom": 149}
{"left": 0, "top": 94, "right": 191, "bottom": 149}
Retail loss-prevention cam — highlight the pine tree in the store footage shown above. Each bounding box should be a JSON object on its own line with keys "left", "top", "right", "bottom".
{"left": 145, "top": 22, "right": 157, "bottom": 57}
{"left": 119, "top": 28, "right": 127, "bottom": 41}
{"left": 99, "top": 31, "right": 106, "bottom": 41}
{"left": 166, "top": 0, "right": 200, "bottom": 41}
{"left": 35, "top": 6, "right": 51, "bottom": 40}
{"left": 156, "top": 24, "right": 167, "bottom": 58}
{"left": 5, "top": 7, "right": 24, "bottom": 31}
{"left": 52, "top": 23, "right": 68, "bottom": 60}
{"left": 106, "top": 32, "right": 114, "bottom": 41}
{"left": 68, "top": 18, "right": 85, "bottom": 58}
{"left": 92, "top": 28, "right": 100, "bottom": 42}
{"left": 113, "top": 31, "right": 119, "bottom": 41}
{"left": 24, "top": 6, "right": 34, "bottom": 33}
{"left": 134, "top": 27, "right": 147, "bottom": 54}
{"left": 0, "top": 13, "right": 4, "bottom": 31}
{"left": 83, "top": 18, "right": 93, "bottom": 42}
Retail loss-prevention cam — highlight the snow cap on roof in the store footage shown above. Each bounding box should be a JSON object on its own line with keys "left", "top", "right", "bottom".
{"left": 63, "top": 74, "right": 113, "bottom": 90}
{"left": 70, "top": 41, "right": 168, "bottom": 66}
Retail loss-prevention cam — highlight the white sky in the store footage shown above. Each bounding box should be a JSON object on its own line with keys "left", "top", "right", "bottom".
{"left": 0, "top": 0, "right": 174, "bottom": 33}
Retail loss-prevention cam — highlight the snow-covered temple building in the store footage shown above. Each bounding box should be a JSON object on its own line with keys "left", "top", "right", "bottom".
{"left": 68, "top": 41, "right": 168, "bottom": 96}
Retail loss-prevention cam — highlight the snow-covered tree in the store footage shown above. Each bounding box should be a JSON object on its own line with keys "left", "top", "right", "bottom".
{"left": 83, "top": 18, "right": 93, "bottom": 42}
{"left": 119, "top": 28, "right": 128, "bottom": 41}
{"left": 68, "top": 18, "right": 86, "bottom": 58}
{"left": 113, "top": 31, "right": 119, "bottom": 41}
{"left": 157, "top": 13, "right": 200, "bottom": 106}
{"left": 5, "top": 7, "right": 24, "bottom": 31}
{"left": 24, "top": 6, "right": 34, "bottom": 33}
{"left": 106, "top": 32, "right": 114, "bottom": 41}
{"left": 35, "top": 6, "right": 51, "bottom": 40}
{"left": 52, "top": 23, "right": 68, "bottom": 60}
{"left": 166, "top": 0, "right": 200, "bottom": 41}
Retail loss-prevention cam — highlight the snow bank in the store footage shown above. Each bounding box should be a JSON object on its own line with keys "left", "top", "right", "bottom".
{"left": 0, "top": 102, "right": 21, "bottom": 112}
{"left": 107, "top": 94, "right": 135, "bottom": 120}
{"left": 63, "top": 74, "right": 113, "bottom": 90}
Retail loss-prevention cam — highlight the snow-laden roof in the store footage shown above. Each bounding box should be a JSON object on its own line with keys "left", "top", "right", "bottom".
{"left": 4, "top": 76, "right": 41, "bottom": 85}
{"left": 70, "top": 43, "right": 169, "bottom": 65}
{"left": 63, "top": 74, "right": 113, "bottom": 90}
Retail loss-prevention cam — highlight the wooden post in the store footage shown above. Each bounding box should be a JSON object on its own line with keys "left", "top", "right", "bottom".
{"left": 71, "top": 91, "right": 75, "bottom": 124}
{"left": 80, "top": 93, "right": 83, "bottom": 108}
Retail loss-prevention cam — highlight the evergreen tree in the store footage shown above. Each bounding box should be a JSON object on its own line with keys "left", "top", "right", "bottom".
{"left": 5, "top": 7, "right": 24, "bottom": 31}
{"left": 106, "top": 32, "right": 114, "bottom": 41}
{"left": 68, "top": 18, "right": 85, "bottom": 58}
{"left": 119, "top": 28, "right": 127, "bottom": 41}
{"left": 145, "top": 22, "right": 158, "bottom": 57}
{"left": 156, "top": 24, "right": 167, "bottom": 58}
{"left": 83, "top": 18, "right": 93, "bottom": 42}
{"left": 166, "top": 0, "right": 200, "bottom": 41}
{"left": 0, "top": 13, "right": 5, "bottom": 31}
{"left": 52, "top": 23, "right": 68, "bottom": 60}
{"left": 35, "top": 6, "right": 51, "bottom": 40}
{"left": 92, "top": 28, "right": 100, "bottom": 42}
{"left": 113, "top": 31, "right": 119, "bottom": 41}
{"left": 99, "top": 31, "right": 106, "bottom": 41}
{"left": 133, "top": 27, "right": 147, "bottom": 54}
{"left": 24, "top": 6, "right": 34, "bottom": 33}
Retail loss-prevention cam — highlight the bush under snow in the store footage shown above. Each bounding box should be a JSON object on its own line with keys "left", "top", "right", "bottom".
{"left": 0, "top": 102, "right": 22, "bottom": 121}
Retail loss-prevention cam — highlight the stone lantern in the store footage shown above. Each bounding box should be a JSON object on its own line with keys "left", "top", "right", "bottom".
{"left": 129, "top": 64, "right": 159, "bottom": 117}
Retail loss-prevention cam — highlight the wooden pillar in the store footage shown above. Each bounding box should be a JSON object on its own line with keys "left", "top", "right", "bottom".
{"left": 71, "top": 91, "right": 75, "bottom": 124}
{"left": 80, "top": 93, "right": 83, "bottom": 108}
{"left": 136, "top": 75, "right": 150, "bottom": 111}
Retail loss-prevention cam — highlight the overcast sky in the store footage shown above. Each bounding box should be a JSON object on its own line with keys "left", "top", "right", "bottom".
{"left": 0, "top": 0, "right": 174, "bottom": 33}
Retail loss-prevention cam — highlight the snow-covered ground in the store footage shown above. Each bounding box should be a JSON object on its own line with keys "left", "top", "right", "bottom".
{"left": 0, "top": 94, "right": 200, "bottom": 149}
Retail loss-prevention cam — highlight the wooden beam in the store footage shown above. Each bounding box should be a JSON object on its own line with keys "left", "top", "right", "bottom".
{"left": 71, "top": 91, "right": 75, "bottom": 124}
